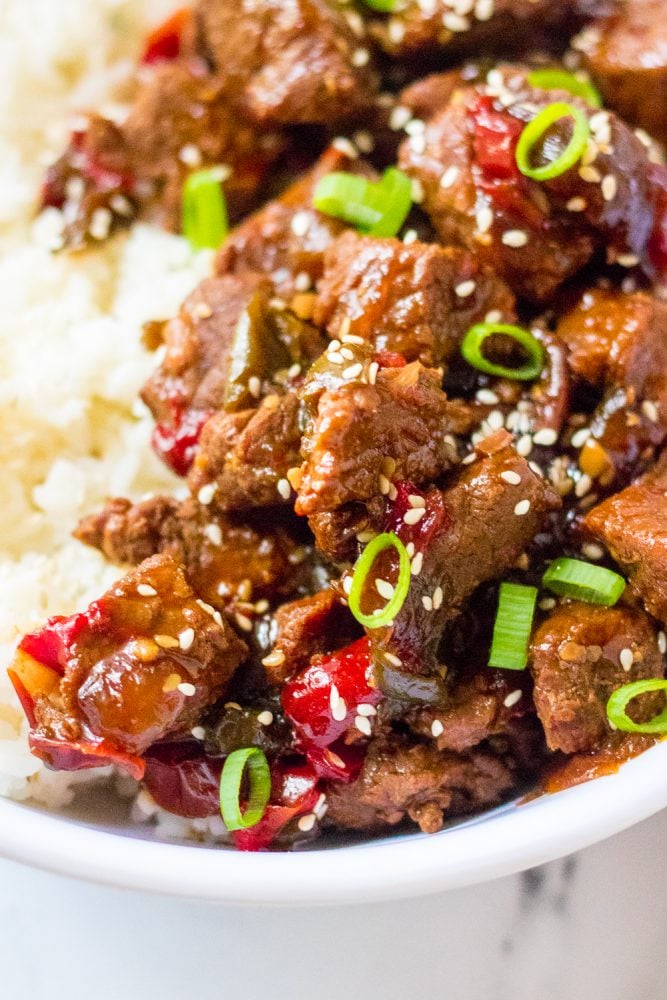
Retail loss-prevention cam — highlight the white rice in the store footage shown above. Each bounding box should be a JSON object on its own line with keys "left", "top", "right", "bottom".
{"left": 0, "top": 0, "right": 212, "bottom": 813}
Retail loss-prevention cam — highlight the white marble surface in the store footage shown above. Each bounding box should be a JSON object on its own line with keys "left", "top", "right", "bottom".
{"left": 1, "top": 808, "right": 666, "bottom": 1000}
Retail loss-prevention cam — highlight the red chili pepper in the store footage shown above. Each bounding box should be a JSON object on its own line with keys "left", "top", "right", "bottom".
{"left": 647, "top": 163, "right": 667, "bottom": 282}
{"left": 143, "top": 740, "right": 223, "bottom": 818}
{"left": 18, "top": 606, "right": 106, "bottom": 674}
{"left": 142, "top": 8, "right": 191, "bottom": 65}
{"left": 470, "top": 96, "right": 524, "bottom": 182}
{"left": 28, "top": 731, "right": 145, "bottom": 780}
{"left": 374, "top": 350, "right": 406, "bottom": 369}
{"left": 152, "top": 408, "right": 212, "bottom": 476}
{"left": 233, "top": 762, "right": 320, "bottom": 852}
{"left": 384, "top": 481, "right": 449, "bottom": 553}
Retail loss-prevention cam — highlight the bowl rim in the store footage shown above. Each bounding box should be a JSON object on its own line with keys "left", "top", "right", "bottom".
{"left": 1, "top": 739, "right": 666, "bottom": 905}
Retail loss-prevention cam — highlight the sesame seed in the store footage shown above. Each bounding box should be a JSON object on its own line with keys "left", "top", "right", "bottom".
{"left": 343, "top": 362, "right": 363, "bottom": 379}
{"left": 357, "top": 703, "right": 378, "bottom": 717}
{"left": 581, "top": 542, "right": 604, "bottom": 561}
{"left": 341, "top": 333, "right": 365, "bottom": 345}
{"left": 351, "top": 47, "right": 370, "bottom": 67}
{"left": 288, "top": 363, "right": 302, "bottom": 378}
{"left": 514, "top": 499, "right": 531, "bottom": 516}
{"left": 571, "top": 427, "right": 591, "bottom": 448}
{"left": 353, "top": 130, "right": 375, "bottom": 154}
{"left": 234, "top": 612, "right": 254, "bottom": 632}
{"left": 224, "top": 702, "right": 242, "bottom": 711}
{"left": 411, "top": 178, "right": 425, "bottom": 202}
{"left": 276, "top": 478, "right": 291, "bottom": 501}
{"left": 291, "top": 211, "right": 311, "bottom": 237}
{"left": 204, "top": 523, "right": 223, "bottom": 546}
{"left": 411, "top": 551, "right": 424, "bottom": 576}
{"left": 402, "top": 228, "right": 418, "bottom": 245}
{"left": 616, "top": 253, "right": 639, "bottom": 268}
{"left": 408, "top": 494, "right": 426, "bottom": 508}
{"left": 297, "top": 813, "right": 317, "bottom": 833}
{"left": 332, "top": 697, "right": 347, "bottom": 723}
{"left": 475, "top": 205, "right": 494, "bottom": 235}
{"left": 642, "top": 400, "right": 659, "bottom": 423}
{"left": 389, "top": 105, "right": 412, "bottom": 131}
{"left": 330, "top": 684, "right": 341, "bottom": 711}
{"left": 533, "top": 428, "right": 558, "bottom": 446}
{"left": 257, "top": 710, "right": 274, "bottom": 726}
{"left": 485, "top": 309, "right": 502, "bottom": 324}
{"left": 658, "top": 631, "right": 666, "bottom": 654}
{"left": 154, "top": 634, "right": 179, "bottom": 649}
{"left": 137, "top": 583, "right": 157, "bottom": 597}
{"left": 409, "top": 134, "right": 427, "bottom": 155}
{"left": 405, "top": 118, "right": 426, "bottom": 136}
{"left": 325, "top": 750, "right": 345, "bottom": 769}
{"left": 403, "top": 507, "right": 426, "bottom": 525}
{"left": 575, "top": 474, "right": 592, "bottom": 498}
{"left": 327, "top": 350, "right": 344, "bottom": 364}
{"left": 179, "top": 143, "right": 202, "bottom": 166}
{"left": 579, "top": 165, "right": 601, "bottom": 183}
{"left": 455, "top": 280, "right": 476, "bottom": 298}
{"left": 500, "top": 470, "right": 521, "bottom": 485}
{"left": 89, "top": 207, "right": 112, "bottom": 241}
{"left": 262, "top": 649, "right": 286, "bottom": 668}
{"left": 475, "top": 0, "right": 494, "bottom": 19}
{"left": 503, "top": 689, "right": 522, "bottom": 708}
{"left": 178, "top": 628, "right": 195, "bottom": 651}
{"left": 197, "top": 482, "right": 217, "bottom": 505}
{"left": 432, "top": 586, "right": 443, "bottom": 610}
{"left": 387, "top": 16, "right": 406, "bottom": 44}
{"left": 247, "top": 375, "right": 261, "bottom": 398}
{"left": 431, "top": 719, "right": 444, "bottom": 737}
{"left": 388, "top": 484, "right": 398, "bottom": 500}
{"left": 162, "top": 673, "right": 182, "bottom": 692}
{"left": 342, "top": 575, "right": 353, "bottom": 595}
{"left": 355, "top": 715, "right": 372, "bottom": 736}
{"left": 379, "top": 474, "right": 391, "bottom": 495}
{"left": 422, "top": 595, "right": 433, "bottom": 611}
{"left": 539, "top": 597, "right": 557, "bottom": 611}
{"left": 476, "top": 388, "right": 499, "bottom": 405}
{"left": 191, "top": 726, "right": 206, "bottom": 741}
{"left": 567, "top": 196, "right": 587, "bottom": 212}
{"left": 443, "top": 11, "right": 470, "bottom": 31}
{"left": 110, "top": 194, "right": 133, "bottom": 217}
{"left": 619, "top": 648, "right": 634, "bottom": 672}
{"left": 376, "top": 579, "right": 395, "bottom": 600}
{"left": 487, "top": 409, "right": 504, "bottom": 431}
{"left": 368, "top": 361, "right": 379, "bottom": 385}
{"left": 516, "top": 435, "right": 533, "bottom": 457}
{"left": 384, "top": 652, "right": 403, "bottom": 667}
{"left": 254, "top": 599, "right": 269, "bottom": 614}
{"left": 601, "top": 175, "right": 617, "bottom": 202}
{"left": 331, "top": 136, "right": 358, "bottom": 159}
{"left": 178, "top": 682, "right": 196, "bottom": 697}
{"left": 440, "top": 165, "right": 460, "bottom": 189}
{"left": 501, "top": 229, "right": 528, "bottom": 248}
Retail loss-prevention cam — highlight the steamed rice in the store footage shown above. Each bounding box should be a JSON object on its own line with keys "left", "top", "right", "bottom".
{"left": 0, "top": 0, "right": 208, "bottom": 810}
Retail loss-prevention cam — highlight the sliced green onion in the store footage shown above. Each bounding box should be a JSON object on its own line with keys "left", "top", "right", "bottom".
{"left": 219, "top": 747, "right": 270, "bottom": 831}
{"left": 182, "top": 167, "right": 229, "bottom": 250}
{"left": 489, "top": 582, "right": 538, "bottom": 671}
{"left": 542, "top": 557, "right": 625, "bottom": 606}
{"left": 363, "top": 0, "right": 398, "bottom": 10}
{"left": 607, "top": 680, "right": 667, "bottom": 734}
{"left": 313, "top": 167, "right": 412, "bottom": 238}
{"left": 461, "top": 322, "right": 545, "bottom": 381}
{"left": 348, "top": 531, "right": 411, "bottom": 629}
{"left": 515, "top": 102, "right": 590, "bottom": 181}
{"left": 527, "top": 69, "right": 602, "bottom": 109}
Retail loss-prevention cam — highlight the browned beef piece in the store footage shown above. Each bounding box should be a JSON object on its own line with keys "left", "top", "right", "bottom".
{"left": 188, "top": 392, "right": 303, "bottom": 511}
{"left": 307, "top": 497, "right": 387, "bottom": 564}
{"left": 324, "top": 734, "right": 518, "bottom": 834}
{"left": 366, "top": 0, "right": 579, "bottom": 60}
{"left": 398, "top": 71, "right": 661, "bottom": 302}
{"left": 264, "top": 589, "right": 358, "bottom": 685}
{"left": 296, "top": 363, "right": 468, "bottom": 517}
{"left": 75, "top": 496, "right": 302, "bottom": 606}
{"left": 530, "top": 601, "right": 664, "bottom": 753}
{"left": 12, "top": 555, "right": 247, "bottom": 769}
{"left": 370, "top": 445, "right": 560, "bottom": 676}
{"left": 576, "top": 0, "right": 667, "bottom": 144}
{"left": 557, "top": 288, "right": 667, "bottom": 483}
{"left": 195, "top": 0, "right": 377, "bottom": 126}
{"left": 43, "top": 64, "right": 285, "bottom": 249}
{"left": 585, "top": 454, "right": 667, "bottom": 623}
{"left": 216, "top": 146, "right": 377, "bottom": 298}
{"left": 313, "top": 233, "right": 515, "bottom": 366}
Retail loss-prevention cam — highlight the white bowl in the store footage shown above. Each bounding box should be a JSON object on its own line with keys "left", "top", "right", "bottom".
{"left": 1, "top": 739, "right": 666, "bottom": 904}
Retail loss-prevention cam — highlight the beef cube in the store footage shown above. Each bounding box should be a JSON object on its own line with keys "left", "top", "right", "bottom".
{"left": 530, "top": 602, "right": 664, "bottom": 753}
{"left": 10, "top": 555, "right": 247, "bottom": 774}
{"left": 296, "top": 362, "right": 468, "bottom": 517}
{"left": 306, "top": 498, "right": 387, "bottom": 564}
{"left": 75, "top": 496, "right": 303, "bottom": 606}
{"left": 195, "top": 0, "right": 378, "bottom": 126}
{"left": 188, "top": 392, "right": 303, "bottom": 511}
{"left": 216, "top": 146, "right": 377, "bottom": 298}
{"left": 585, "top": 454, "right": 667, "bottom": 623}
{"left": 576, "top": 0, "right": 667, "bottom": 144}
{"left": 313, "top": 232, "right": 515, "bottom": 365}
{"left": 264, "top": 589, "right": 358, "bottom": 686}
{"left": 324, "top": 734, "right": 519, "bottom": 834}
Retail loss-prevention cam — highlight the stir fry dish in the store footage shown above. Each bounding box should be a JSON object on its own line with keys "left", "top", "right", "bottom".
{"left": 10, "top": 0, "right": 667, "bottom": 851}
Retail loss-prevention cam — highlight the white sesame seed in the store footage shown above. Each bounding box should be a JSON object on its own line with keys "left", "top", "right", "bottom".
{"left": 571, "top": 427, "right": 591, "bottom": 448}
{"left": 154, "top": 634, "right": 179, "bottom": 649}
{"left": 331, "top": 136, "right": 358, "bottom": 159}
{"left": 514, "top": 499, "right": 531, "bottom": 516}
{"left": 353, "top": 130, "right": 374, "bottom": 153}
{"left": 384, "top": 652, "right": 403, "bottom": 667}
{"left": 89, "top": 207, "right": 112, "bottom": 241}
{"left": 343, "top": 362, "right": 364, "bottom": 379}
{"left": 357, "top": 703, "right": 378, "bottom": 717}
{"left": 332, "top": 697, "right": 347, "bottom": 723}
{"left": 642, "top": 400, "right": 659, "bottom": 423}
{"left": 342, "top": 575, "right": 353, "bottom": 595}
{"left": 297, "top": 813, "right": 317, "bottom": 832}
{"left": 616, "top": 253, "right": 640, "bottom": 268}
{"left": 619, "top": 648, "right": 634, "bottom": 672}
{"left": 539, "top": 597, "right": 557, "bottom": 611}
{"left": 501, "top": 229, "right": 528, "bottom": 248}
{"left": 137, "top": 583, "right": 157, "bottom": 597}
{"left": 567, "top": 196, "right": 587, "bottom": 212}
{"left": 575, "top": 474, "right": 592, "bottom": 498}
{"left": 376, "top": 579, "right": 395, "bottom": 600}
{"left": 261, "top": 649, "right": 286, "bottom": 669}
{"left": 409, "top": 134, "right": 427, "bottom": 155}
{"left": 405, "top": 118, "right": 426, "bottom": 137}
{"left": 411, "top": 551, "right": 424, "bottom": 576}
{"left": 431, "top": 719, "right": 444, "bottom": 737}
{"left": 500, "top": 470, "right": 522, "bottom": 485}
{"left": 440, "top": 165, "right": 460, "bottom": 189}
{"left": 403, "top": 507, "right": 426, "bottom": 525}
{"left": 368, "top": 361, "right": 379, "bottom": 385}
{"left": 178, "top": 682, "right": 196, "bottom": 697}
{"left": 422, "top": 595, "right": 433, "bottom": 611}
{"left": 277, "top": 478, "right": 291, "bottom": 500}
{"left": 455, "top": 279, "right": 477, "bottom": 298}
{"left": 197, "top": 482, "right": 217, "bottom": 505}
{"left": 581, "top": 542, "right": 604, "bottom": 561}
{"left": 325, "top": 750, "right": 345, "bottom": 769}
{"left": 330, "top": 684, "right": 341, "bottom": 712}
{"left": 443, "top": 11, "right": 470, "bottom": 31}
{"left": 408, "top": 494, "right": 426, "bottom": 508}
{"left": 191, "top": 726, "right": 206, "bottom": 741}
{"left": 503, "top": 689, "right": 522, "bottom": 708}
{"left": 658, "top": 631, "right": 666, "bottom": 654}
{"left": 516, "top": 435, "right": 533, "bottom": 457}
{"left": 248, "top": 375, "right": 262, "bottom": 398}
{"left": 579, "top": 165, "right": 601, "bottom": 183}
{"left": 475, "top": 0, "right": 494, "bottom": 19}
{"left": 179, "top": 143, "right": 202, "bottom": 166}
{"left": 257, "top": 710, "right": 274, "bottom": 726}
{"left": 487, "top": 409, "right": 505, "bottom": 431}
{"left": 475, "top": 205, "right": 494, "bottom": 235}
{"left": 327, "top": 350, "right": 344, "bottom": 364}
{"left": 389, "top": 105, "right": 412, "bottom": 131}
{"left": 341, "top": 333, "right": 365, "bottom": 346}
{"left": 601, "top": 174, "right": 617, "bottom": 202}
{"left": 204, "top": 523, "right": 223, "bottom": 546}
{"left": 178, "top": 628, "right": 195, "bottom": 652}
{"left": 110, "top": 194, "right": 133, "bottom": 217}
{"left": 355, "top": 715, "right": 372, "bottom": 736}
{"left": 432, "top": 586, "right": 443, "bottom": 610}
{"left": 291, "top": 211, "right": 311, "bottom": 237}
{"left": 224, "top": 702, "right": 242, "bottom": 711}
{"left": 351, "top": 47, "right": 370, "bottom": 67}
{"left": 533, "top": 428, "right": 558, "bottom": 446}
{"left": 388, "top": 16, "right": 406, "bottom": 44}
{"left": 476, "top": 388, "right": 499, "bottom": 405}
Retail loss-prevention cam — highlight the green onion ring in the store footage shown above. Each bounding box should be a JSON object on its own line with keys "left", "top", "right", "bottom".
{"left": 182, "top": 167, "right": 229, "bottom": 250}
{"left": 219, "top": 747, "right": 271, "bottom": 831}
{"left": 607, "top": 679, "right": 667, "bottom": 734}
{"left": 313, "top": 167, "right": 412, "bottom": 239}
{"left": 363, "top": 0, "right": 399, "bottom": 10}
{"left": 461, "top": 322, "right": 545, "bottom": 381}
{"left": 515, "top": 102, "right": 590, "bottom": 181}
{"left": 527, "top": 69, "right": 602, "bottom": 109}
{"left": 348, "top": 531, "right": 411, "bottom": 629}
{"left": 542, "top": 557, "right": 625, "bottom": 606}
{"left": 488, "top": 582, "right": 538, "bottom": 671}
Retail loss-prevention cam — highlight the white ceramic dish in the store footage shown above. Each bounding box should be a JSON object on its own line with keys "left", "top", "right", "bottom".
{"left": 0, "top": 739, "right": 666, "bottom": 904}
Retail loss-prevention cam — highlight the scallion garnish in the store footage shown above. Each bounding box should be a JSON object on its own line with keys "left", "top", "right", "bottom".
{"left": 542, "top": 557, "right": 625, "bottom": 606}
{"left": 363, "top": 0, "right": 399, "bottom": 9}
{"left": 515, "top": 102, "right": 590, "bottom": 181}
{"left": 461, "top": 322, "right": 544, "bottom": 381}
{"left": 607, "top": 679, "right": 667, "bottom": 734}
{"left": 527, "top": 69, "right": 602, "bottom": 109}
{"left": 489, "top": 582, "right": 538, "bottom": 671}
{"left": 219, "top": 747, "right": 271, "bottom": 831}
{"left": 313, "top": 167, "right": 412, "bottom": 238}
{"left": 182, "top": 167, "right": 229, "bottom": 250}
{"left": 348, "top": 531, "right": 411, "bottom": 629}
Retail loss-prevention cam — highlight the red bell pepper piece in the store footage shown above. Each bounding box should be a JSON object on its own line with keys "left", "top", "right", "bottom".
{"left": 142, "top": 8, "right": 191, "bottom": 65}
{"left": 232, "top": 762, "right": 320, "bottom": 852}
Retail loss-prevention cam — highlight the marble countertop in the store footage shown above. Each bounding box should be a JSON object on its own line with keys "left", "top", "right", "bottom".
{"left": 1, "top": 807, "right": 664, "bottom": 1000}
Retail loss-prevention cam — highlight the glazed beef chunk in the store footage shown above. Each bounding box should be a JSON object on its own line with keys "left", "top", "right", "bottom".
{"left": 313, "top": 232, "right": 515, "bottom": 365}
{"left": 195, "top": 0, "right": 378, "bottom": 125}
{"left": 576, "top": 0, "right": 667, "bottom": 144}
{"left": 264, "top": 589, "right": 359, "bottom": 686}
{"left": 530, "top": 602, "right": 664, "bottom": 753}
{"left": 10, "top": 555, "right": 247, "bottom": 774}
{"left": 399, "top": 70, "right": 662, "bottom": 301}
{"left": 325, "top": 734, "right": 520, "bottom": 834}
{"left": 585, "top": 454, "right": 667, "bottom": 623}
{"left": 216, "top": 146, "right": 376, "bottom": 298}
